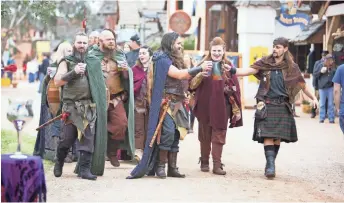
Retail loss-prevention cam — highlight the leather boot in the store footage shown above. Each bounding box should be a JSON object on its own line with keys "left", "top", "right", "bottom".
{"left": 155, "top": 150, "right": 168, "bottom": 179}
{"left": 167, "top": 152, "right": 185, "bottom": 178}
{"left": 79, "top": 151, "right": 97, "bottom": 180}
{"left": 311, "top": 107, "right": 316, "bottom": 118}
{"left": 147, "top": 166, "right": 156, "bottom": 176}
{"left": 199, "top": 141, "right": 211, "bottom": 172}
{"left": 107, "top": 140, "right": 120, "bottom": 167}
{"left": 264, "top": 150, "right": 276, "bottom": 179}
{"left": 212, "top": 143, "right": 226, "bottom": 175}
{"left": 54, "top": 148, "right": 68, "bottom": 177}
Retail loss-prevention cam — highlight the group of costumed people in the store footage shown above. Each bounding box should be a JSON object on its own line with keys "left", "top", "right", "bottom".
{"left": 33, "top": 29, "right": 318, "bottom": 181}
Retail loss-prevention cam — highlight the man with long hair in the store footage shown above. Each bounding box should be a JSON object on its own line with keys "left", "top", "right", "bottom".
{"left": 227, "top": 37, "right": 318, "bottom": 179}
{"left": 89, "top": 29, "right": 135, "bottom": 167}
{"left": 127, "top": 32, "right": 211, "bottom": 179}
{"left": 53, "top": 32, "right": 107, "bottom": 180}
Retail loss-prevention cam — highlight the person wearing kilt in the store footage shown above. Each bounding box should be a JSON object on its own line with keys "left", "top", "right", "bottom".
{"left": 226, "top": 37, "right": 319, "bottom": 179}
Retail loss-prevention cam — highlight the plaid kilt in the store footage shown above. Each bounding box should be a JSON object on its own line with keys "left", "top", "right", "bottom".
{"left": 253, "top": 103, "right": 297, "bottom": 143}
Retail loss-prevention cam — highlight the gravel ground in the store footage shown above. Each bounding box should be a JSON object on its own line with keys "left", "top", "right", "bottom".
{"left": 2, "top": 81, "right": 344, "bottom": 201}
{"left": 45, "top": 110, "right": 344, "bottom": 202}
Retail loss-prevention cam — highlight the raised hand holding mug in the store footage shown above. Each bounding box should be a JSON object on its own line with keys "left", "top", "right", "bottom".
{"left": 202, "top": 61, "right": 213, "bottom": 77}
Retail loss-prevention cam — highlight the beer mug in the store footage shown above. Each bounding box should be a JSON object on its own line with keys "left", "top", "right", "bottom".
{"left": 204, "top": 61, "right": 213, "bottom": 77}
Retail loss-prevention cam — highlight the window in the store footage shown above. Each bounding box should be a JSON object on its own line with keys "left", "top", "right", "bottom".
{"left": 176, "top": 0, "right": 183, "bottom": 10}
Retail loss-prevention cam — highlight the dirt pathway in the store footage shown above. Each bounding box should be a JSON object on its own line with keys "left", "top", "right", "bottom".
{"left": 45, "top": 110, "right": 344, "bottom": 202}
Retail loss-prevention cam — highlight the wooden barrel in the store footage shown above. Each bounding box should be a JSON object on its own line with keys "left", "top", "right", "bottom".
{"left": 46, "top": 79, "right": 60, "bottom": 117}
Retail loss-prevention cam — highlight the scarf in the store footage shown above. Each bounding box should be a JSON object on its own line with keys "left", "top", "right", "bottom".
{"left": 251, "top": 55, "right": 306, "bottom": 104}
{"left": 132, "top": 64, "right": 146, "bottom": 97}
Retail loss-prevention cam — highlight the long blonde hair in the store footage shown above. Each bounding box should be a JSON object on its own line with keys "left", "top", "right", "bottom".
{"left": 51, "top": 42, "right": 73, "bottom": 64}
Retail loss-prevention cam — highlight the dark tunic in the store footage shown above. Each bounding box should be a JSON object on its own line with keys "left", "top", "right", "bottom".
{"left": 193, "top": 63, "right": 242, "bottom": 130}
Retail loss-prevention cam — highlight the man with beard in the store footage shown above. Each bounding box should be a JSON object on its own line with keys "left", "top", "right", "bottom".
{"left": 127, "top": 32, "right": 211, "bottom": 179}
{"left": 227, "top": 37, "right": 318, "bottom": 179}
{"left": 89, "top": 29, "right": 135, "bottom": 167}
{"left": 53, "top": 32, "right": 107, "bottom": 180}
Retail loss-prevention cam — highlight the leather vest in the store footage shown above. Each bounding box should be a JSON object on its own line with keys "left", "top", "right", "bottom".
{"left": 62, "top": 60, "right": 91, "bottom": 103}
{"left": 164, "top": 75, "right": 188, "bottom": 98}
{"left": 101, "top": 57, "right": 124, "bottom": 95}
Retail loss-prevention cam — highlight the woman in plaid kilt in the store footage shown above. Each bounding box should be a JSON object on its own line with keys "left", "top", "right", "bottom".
{"left": 226, "top": 37, "right": 319, "bottom": 179}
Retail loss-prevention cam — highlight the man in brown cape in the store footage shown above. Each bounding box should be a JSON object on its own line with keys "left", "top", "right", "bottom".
{"left": 227, "top": 37, "right": 318, "bottom": 179}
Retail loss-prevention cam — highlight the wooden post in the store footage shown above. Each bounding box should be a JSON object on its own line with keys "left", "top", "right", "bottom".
{"left": 325, "top": 16, "right": 340, "bottom": 53}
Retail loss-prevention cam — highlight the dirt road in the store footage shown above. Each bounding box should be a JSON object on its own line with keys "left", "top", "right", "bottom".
{"left": 45, "top": 110, "right": 344, "bottom": 202}
{"left": 2, "top": 81, "right": 343, "bottom": 201}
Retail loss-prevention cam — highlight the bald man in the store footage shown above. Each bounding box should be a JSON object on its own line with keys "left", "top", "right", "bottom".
{"left": 89, "top": 29, "right": 135, "bottom": 167}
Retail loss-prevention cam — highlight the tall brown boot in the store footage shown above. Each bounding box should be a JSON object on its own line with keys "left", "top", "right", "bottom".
{"left": 107, "top": 139, "right": 120, "bottom": 167}
{"left": 211, "top": 143, "right": 226, "bottom": 175}
{"left": 199, "top": 141, "right": 211, "bottom": 172}
{"left": 155, "top": 150, "right": 168, "bottom": 179}
{"left": 167, "top": 152, "right": 185, "bottom": 178}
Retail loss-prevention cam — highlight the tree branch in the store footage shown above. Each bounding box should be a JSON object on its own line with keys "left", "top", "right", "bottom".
{"left": 9, "top": 5, "right": 20, "bottom": 29}
{"left": 14, "top": 7, "right": 29, "bottom": 28}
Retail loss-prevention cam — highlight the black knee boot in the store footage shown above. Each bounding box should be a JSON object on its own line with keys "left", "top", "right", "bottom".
{"left": 264, "top": 146, "right": 276, "bottom": 179}
{"left": 167, "top": 152, "right": 185, "bottom": 178}
{"left": 54, "top": 147, "right": 68, "bottom": 177}
{"left": 155, "top": 150, "right": 168, "bottom": 179}
{"left": 79, "top": 151, "right": 97, "bottom": 180}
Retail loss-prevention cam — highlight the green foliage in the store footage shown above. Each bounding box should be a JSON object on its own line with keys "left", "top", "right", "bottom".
{"left": 149, "top": 41, "right": 161, "bottom": 52}
{"left": 183, "top": 36, "right": 195, "bottom": 50}
{"left": 1, "top": 1, "right": 57, "bottom": 28}
{"left": 1, "top": 130, "right": 53, "bottom": 169}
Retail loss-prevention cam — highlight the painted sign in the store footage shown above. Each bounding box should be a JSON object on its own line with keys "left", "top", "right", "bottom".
{"left": 169, "top": 10, "right": 191, "bottom": 35}
{"left": 277, "top": 0, "right": 310, "bottom": 29}
{"left": 277, "top": 13, "right": 310, "bottom": 29}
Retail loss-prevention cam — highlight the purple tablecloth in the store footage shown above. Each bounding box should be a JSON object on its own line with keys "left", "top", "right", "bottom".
{"left": 1, "top": 154, "right": 47, "bottom": 202}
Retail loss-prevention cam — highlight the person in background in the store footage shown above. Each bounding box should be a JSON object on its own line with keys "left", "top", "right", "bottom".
{"left": 87, "top": 30, "right": 100, "bottom": 52}
{"left": 311, "top": 51, "right": 329, "bottom": 118}
{"left": 313, "top": 54, "right": 337, "bottom": 123}
{"left": 123, "top": 43, "right": 131, "bottom": 54}
{"left": 27, "top": 56, "right": 39, "bottom": 83}
{"left": 6, "top": 55, "right": 15, "bottom": 83}
{"left": 38, "top": 53, "right": 50, "bottom": 93}
{"left": 333, "top": 64, "right": 344, "bottom": 134}
{"left": 33, "top": 42, "right": 74, "bottom": 162}
{"left": 125, "top": 34, "right": 141, "bottom": 68}
{"left": 23, "top": 54, "right": 29, "bottom": 77}
{"left": 132, "top": 45, "right": 153, "bottom": 163}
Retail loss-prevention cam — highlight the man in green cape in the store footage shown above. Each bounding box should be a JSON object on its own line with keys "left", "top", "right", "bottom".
{"left": 53, "top": 32, "right": 107, "bottom": 180}
{"left": 89, "top": 29, "right": 135, "bottom": 167}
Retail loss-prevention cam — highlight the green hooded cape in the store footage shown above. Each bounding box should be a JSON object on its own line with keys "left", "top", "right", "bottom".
{"left": 63, "top": 54, "right": 108, "bottom": 175}
{"left": 89, "top": 46, "right": 135, "bottom": 160}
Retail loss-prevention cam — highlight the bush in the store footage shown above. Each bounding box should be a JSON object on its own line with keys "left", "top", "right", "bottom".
{"left": 183, "top": 36, "right": 195, "bottom": 50}
{"left": 148, "top": 41, "right": 160, "bottom": 52}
